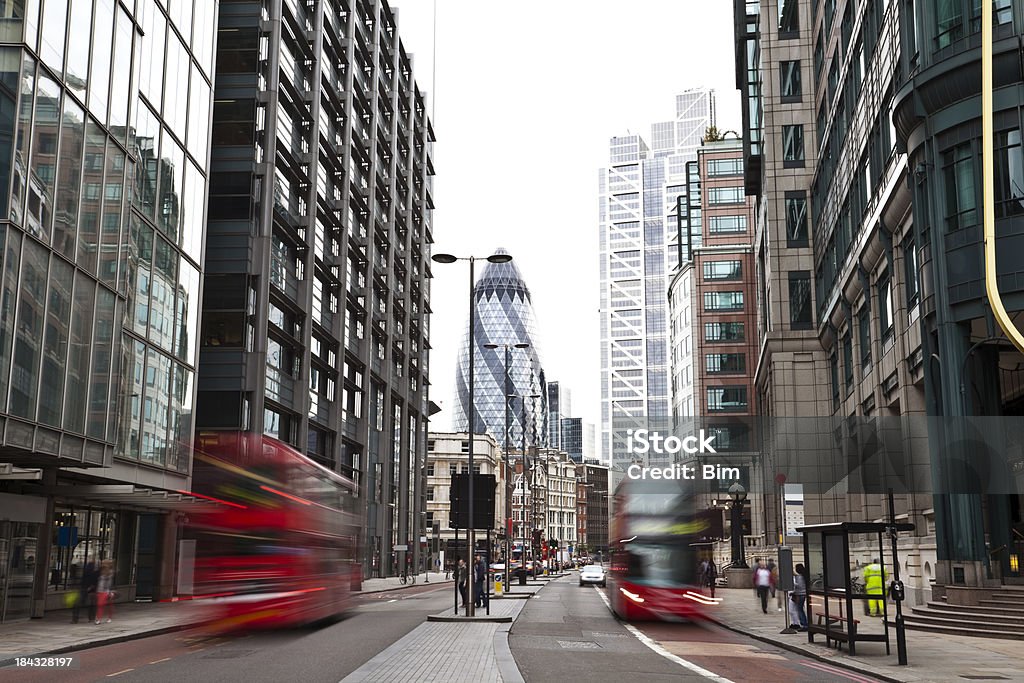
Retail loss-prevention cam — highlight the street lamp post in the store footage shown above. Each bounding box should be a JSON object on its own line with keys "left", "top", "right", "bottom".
{"left": 511, "top": 391, "right": 541, "bottom": 574}
{"left": 484, "top": 342, "right": 530, "bottom": 593}
{"left": 729, "top": 482, "right": 749, "bottom": 569}
{"left": 432, "top": 251, "right": 512, "bottom": 617}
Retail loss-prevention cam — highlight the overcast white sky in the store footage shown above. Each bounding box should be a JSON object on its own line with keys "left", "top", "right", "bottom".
{"left": 392, "top": 1, "right": 742, "bottom": 437}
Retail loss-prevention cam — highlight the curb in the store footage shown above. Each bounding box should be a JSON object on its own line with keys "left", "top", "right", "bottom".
{"left": 355, "top": 577, "right": 454, "bottom": 596}
{"left": 426, "top": 614, "right": 513, "bottom": 623}
{"left": 703, "top": 616, "right": 903, "bottom": 683}
{"left": 0, "top": 622, "right": 198, "bottom": 669}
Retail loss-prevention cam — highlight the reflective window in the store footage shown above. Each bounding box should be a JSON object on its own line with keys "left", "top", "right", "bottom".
{"left": 122, "top": 337, "right": 146, "bottom": 458}
{"left": 160, "top": 133, "right": 184, "bottom": 240}
{"left": 0, "top": 0, "right": 27, "bottom": 42}
{"left": 39, "top": 0, "right": 67, "bottom": 73}
{"left": 65, "top": 0, "right": 91, "bottom": 102}
{"left": 789, "top": 271, "right": 812, "bottom": 329}
{"left": 703, "top": 291, "right": 744, "bottom": 311}
{"left": 187, "top": 63, "right": 210, "bottom": 166}
{"left": 28, "top": 72, "right": 60, "bottom": 243}
{"left": 64, "top": 270, "right": 94, "bottom": 433}
{"left": 703, "top": 260, "right": 742, "bottom": 281}
{"left": 163, "top": 33, "right": 189, "bottom": 140}
{"left": 150, "top": 233, "right": 177, "bottom": 352}
{"left": 109, "top": 8, "right": 133, "bottom": 144}
{"left": 705, "top": 321, "right": 744, "bottom": 342}
{"left": 10, "top": 237, "right": 47, "bottom": 418}
{"left": 192, "top": 0, "right": 215, "bottom": 75}
{"left": 707, "top": 386, "right": 748, "bottom": 412}
{"left": 181, "top": 159, "right": 204, "bottom": 262}
{"left": 782, "top": 125, "right": 804, "bottom": 162}
{"left": 141, "top": 347, "right": 171, "bottom": 466}
{"left": 38, "top": 254, "right": 72, "bottom": 425}
{"left": 943, "top": 141, "right": 977, "bottom": 231}
{"left": 0, "top": 49, "right": 20, "bottom": 218}
{"left": 0, "top": 227, "right": 21, "bottom": 411}
{"left": 175, "top": 258, "right": 199, "bottom": 363}
{"left": 780, "top": 60, "right": 801, "bottom": 99}
{"left": 778, "top": 0, "right": 799, "bottom": 33}
{"left": 707, "top": 187, "right": 744, "bottom": 204}
{"left": 785, "top": 194, "right": 808, "bottom": 246}
{"left": 11, "top": 53, "right": 35, "bottom": 226}
{"left": 100, "top": 144, "right": 123, "bottom": 288}
{"left": 54, "top": 98, "right": 84, "bottom": 261}
{"left": 994, "top": 128, "right": 1024, "bottom": 218}
{"left": 138, "top": 0, "right": 166, "bottom": 110}
{"left": 77, "top": 119, "right": 104, "bottom": 274}
{"left": 133, "top": 102, "right": 159, "bottom": 220}
{"left": 90, "top": 0, "right": 113, "bottom": 122}
{"left": 168, "top": 363, "right": 193, "bottom": 472}
{"left": 170, "top": 0, "right": 192, "bottom": 45}
{"left": 708, "top": 215, "right": 746, "bottom": 234}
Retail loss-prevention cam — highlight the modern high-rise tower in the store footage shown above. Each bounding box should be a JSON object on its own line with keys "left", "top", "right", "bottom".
{"left": 598, "top": 89, "right": 714, "bottom": 466}
{"left": 453, "top": 249, "right": 547, "bottom": 452}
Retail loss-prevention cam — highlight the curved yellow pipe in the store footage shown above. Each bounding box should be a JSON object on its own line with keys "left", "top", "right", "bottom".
{"left": 982, "top": 0, "right": 1024, "bottom": 353}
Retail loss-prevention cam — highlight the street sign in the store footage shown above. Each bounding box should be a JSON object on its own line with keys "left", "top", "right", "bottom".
{"left": 420, "top": 536, "right": 428, "bottom": 543}
{"left": 394, "top": 544, "right": 408, "bottom": 551}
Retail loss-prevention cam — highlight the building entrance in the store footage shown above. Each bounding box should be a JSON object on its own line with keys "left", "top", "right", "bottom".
{"left": 0, "top": 521, "right": 40, "bottom": 622}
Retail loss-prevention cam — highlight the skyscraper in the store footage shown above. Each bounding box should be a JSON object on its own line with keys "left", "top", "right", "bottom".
{"left": 598, "top": 89, "right": 714, "bottom": 466}
{"left": 196, "top": 0, "right": 434, "bottom": 579}
{"left": 547, "top": 380, "right": 571, "bottom": 449}
{"left": 453, "top": 249, "right": 547, "bottom": 452}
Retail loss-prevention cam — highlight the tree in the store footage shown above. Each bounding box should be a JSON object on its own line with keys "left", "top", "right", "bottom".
{"left": 704, "top": 125, "right": 723, "bottom": 142}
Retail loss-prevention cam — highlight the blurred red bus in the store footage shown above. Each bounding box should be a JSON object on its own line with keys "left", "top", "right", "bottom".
{"left": 188, "top": 432, "right": 360, "bottom": 630}
{"left": 608, "top": 477, "right": 721, "bottom": 621}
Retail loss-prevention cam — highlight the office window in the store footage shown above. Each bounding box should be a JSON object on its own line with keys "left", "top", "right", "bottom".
{"left": 778, "top": 0, "right": 799, "bottom": 34}
{"left": 704, "top": 291, "right": 744, "bottom": 311}
{"left": 904, "top": 239, "right": 920, "bottom": 307}
{"left": 707, "top": 386, "right": 748, "bottom": 412}
{"left": 706, "top": 353, "right": 746, "bottom": 374}
{"left": 935, "top": 0, "right": 963, "bottom": 50}
{"left": 709, "top": 215, "right": 747, "bottom": 234}
{"left": 707, "top": 158, "right": 743, "bottom": 177}
{"left": 705, "top": 321, "right": 745, "bottom": 342}
{"left": 994, "top": 128, "right": 1024, "bottom": 218}
{"left": 859, "top": 306, "right": 872, "bottom": 367}
{"left": 789, "top": 271, "right": 812, "bottom": 329}
{"left": 426, "top": 487, "right": 434, "bottom": 501}
{"left": 843, "top": 332, "right": 854, "bottom": 391}
{"left": 461, "top": 440, "right": 469, "bottom": 453}
{"left": 943, "top": 142, "right": 977, "bottom": 230}
{"left": 783, "top": 125, "right": 804, "bottom": 164}
{"left": 780, "top": 61, "right": 801, "bottom": 100}
{"left": 878, "top": 277, "right": 894, "bottom": 340}
{"left": 785, "top": 194, "right": 808, "bottom": 246}
{"left": 426, "top": 463, "right": 434, "bottom": 476}
{"left": 703, "top": 260, "right": 743, "bottom": 281}
{"left": 831, "top": 353, "right": 840, "bottom": 410}
{"left": 707, "top": 187, "right": 745, "bottom": 205}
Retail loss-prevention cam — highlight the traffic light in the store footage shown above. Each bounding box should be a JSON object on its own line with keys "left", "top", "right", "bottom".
{"left": 532, "top": 529, "right": 542, "bottom": 552}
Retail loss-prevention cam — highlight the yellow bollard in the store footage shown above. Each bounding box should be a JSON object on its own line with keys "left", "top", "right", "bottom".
{"left": 495, "top": 579, "right": 503, "bottom": 595}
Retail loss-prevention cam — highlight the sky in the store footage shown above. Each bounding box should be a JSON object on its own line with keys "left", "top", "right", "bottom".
{"left": 392, "top": 1, "right": 742, "bottom": 440}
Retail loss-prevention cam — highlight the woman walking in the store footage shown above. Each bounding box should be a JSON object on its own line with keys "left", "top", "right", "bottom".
{"left": 791, "top": 563, "right": 809, "bottom": 630}
{"left": 95, "top": 560, "right": 116, "bottom": 624}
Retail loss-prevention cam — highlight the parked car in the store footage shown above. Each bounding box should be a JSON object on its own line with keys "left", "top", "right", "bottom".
{"left": 579, "top": 564, "right": 606, "bottom": 588}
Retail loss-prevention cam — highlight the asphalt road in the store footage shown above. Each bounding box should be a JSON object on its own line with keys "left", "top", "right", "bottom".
{"left": 509, "top": 574, "right": 882, "bottom": 683}
{"left": 0, "top": 582, "right": 456, "bottom": 683}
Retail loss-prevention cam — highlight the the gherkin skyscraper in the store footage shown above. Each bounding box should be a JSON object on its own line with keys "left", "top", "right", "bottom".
{"left": 453, "top": 249, "right": 548, "bottom": 451}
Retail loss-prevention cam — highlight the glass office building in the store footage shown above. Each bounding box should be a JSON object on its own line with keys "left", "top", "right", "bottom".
{"left": 196, "top": 0, "right": 433, "bottom": 579}
{"left": 453, "top": 251, "right": 547, "bottom": 452}
{"left": 0, "top": 0, "right": 217, "bottom": 619}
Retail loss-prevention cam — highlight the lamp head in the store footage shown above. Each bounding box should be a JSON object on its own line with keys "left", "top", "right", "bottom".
{"left": 514, "top": 343, "right": 530, "bottom": 349}
{"left": 487, "top": 253, "right": 513, "bottom": 263}
{"left": 431, "top": 253, "right": 458, "bottom": 264}
{"left": 728, "top": 482, "right": 747, "bottom": 502}
{"left": 483, "top": 343, "right": 499, "bottom": 349}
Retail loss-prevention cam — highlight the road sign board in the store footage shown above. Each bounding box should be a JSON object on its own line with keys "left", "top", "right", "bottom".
{"left": 394, "top": 544, "right": 408, "bottom": 551}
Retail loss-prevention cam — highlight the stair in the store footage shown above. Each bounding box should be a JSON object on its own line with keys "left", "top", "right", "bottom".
{"left": 902, "top": 588, "right": 1024, "bottom": 640}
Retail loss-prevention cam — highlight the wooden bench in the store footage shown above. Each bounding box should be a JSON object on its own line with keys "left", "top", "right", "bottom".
{"left": 811, "top": 598, "right": 861, "bottom": 628}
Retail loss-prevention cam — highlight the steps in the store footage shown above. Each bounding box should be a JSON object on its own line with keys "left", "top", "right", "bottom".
{"left": 902, "top": 588, "right": 1024, "bottom": 640}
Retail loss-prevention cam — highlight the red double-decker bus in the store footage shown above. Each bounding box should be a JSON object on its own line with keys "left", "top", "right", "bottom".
{"left": 608, "top": 477, "right": 721, "bottom": 621}
{"left": 188, "top": 432, "right": 360, "bottom": 631}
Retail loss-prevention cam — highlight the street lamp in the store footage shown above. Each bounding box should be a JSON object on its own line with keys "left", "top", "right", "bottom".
{"left": 484, "top": 341, "right": 530, "bottom": 592}
{"left": 729, "top": 482, "right": 749, "bottom": 569}
{"left": 509, "top": 391, "right": 541, "bottom": 572}
{"left": 432, "top": 250, "right": 512, "bottom": 617}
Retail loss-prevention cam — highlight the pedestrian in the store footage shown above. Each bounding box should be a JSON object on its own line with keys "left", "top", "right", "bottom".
{"left": 864, "top": 558, "right": 886, "bottom": 616}
{"left": 474, "top": 554, "right": 489, "bottom": 609}
{"left": 71, "top": 559, "right": 98, "bottom": 624}
{"left": 456, "top": 559, "right": 468, "bottom": 607}
{"left": 705, "top": 559, "right": 718, "bottom": 598}
{"left": 791, "top": 563, "right": 809, "bottom": 630}
{"left": 767, "top": 558, "right": 778, "bottom": 600}
{"left": 753, "top": 560, "right": 774, "bottom": 614}
{"left": 95, "top": 560, "right": 116, "bottom": 624}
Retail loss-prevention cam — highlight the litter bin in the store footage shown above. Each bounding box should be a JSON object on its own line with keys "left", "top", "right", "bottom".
{"left": 518, "top": 568, "right": 527, "bottom": 586}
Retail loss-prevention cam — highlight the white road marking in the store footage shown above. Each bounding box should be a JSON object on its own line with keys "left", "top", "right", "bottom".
{"left": 149, "top": 658, "right": 171, "bottom": 664}
{"left": 593, "top": 587, "right": 736, "bottom": 683}
{"left": 106, "top": 669, "right": 134, "bottom": 677}
{"left": 387, "top": 599, "right": 397, "bottom": 603}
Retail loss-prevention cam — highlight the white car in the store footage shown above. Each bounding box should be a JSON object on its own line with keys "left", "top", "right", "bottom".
{"left": 579, "top": 564, "right": 606, "bottom": 587}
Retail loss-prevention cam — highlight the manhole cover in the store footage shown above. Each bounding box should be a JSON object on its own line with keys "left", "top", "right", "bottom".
{"left": 556, "top": 640, "right": 602, "bottom": 650}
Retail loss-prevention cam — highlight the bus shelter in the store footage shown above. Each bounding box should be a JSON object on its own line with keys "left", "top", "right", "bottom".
{"left": 797, "top": 521, "right": 912, "bottom": 655}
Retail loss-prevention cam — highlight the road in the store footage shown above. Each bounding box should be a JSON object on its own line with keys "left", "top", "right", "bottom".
{"left": 509, "top": 575, "right": 881, "bottom": 682}
{"left": 0, "top": 582, "right": 457, "bottom": 683}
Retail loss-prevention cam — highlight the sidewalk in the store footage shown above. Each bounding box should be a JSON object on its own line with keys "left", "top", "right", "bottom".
{"left": 705, "top": 587, "right": 1024, "bottom": 682}
{"left": 0, "top": 572, "right": 451, "bottom": 667}
{"left": 342, "top": 596, "right": 528, "bottom": 682}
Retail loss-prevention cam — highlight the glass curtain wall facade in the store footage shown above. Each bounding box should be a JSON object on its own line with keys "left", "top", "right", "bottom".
{"left": 197, "top": 0, "right": 433, "bottom": 579}
{"left": 546, "top": 380, "right": 570, "bottom": 450}
{"left": 599, "top": 90, "right": 714, "bottom": 465}
{"left": 0, "top": 0, "right": 216, "bottom": 619}
{"left": 453, "top": 251, "right": 547, "bottom": 452}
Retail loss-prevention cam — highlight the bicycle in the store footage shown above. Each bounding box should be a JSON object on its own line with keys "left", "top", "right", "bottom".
{"left": 399, "top": 570, "right": 417, "bottom": 585}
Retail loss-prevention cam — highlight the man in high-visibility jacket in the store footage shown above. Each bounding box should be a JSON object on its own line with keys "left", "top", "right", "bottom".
{"left": 863, "top": 559, "right": 886, "bottom": 616}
